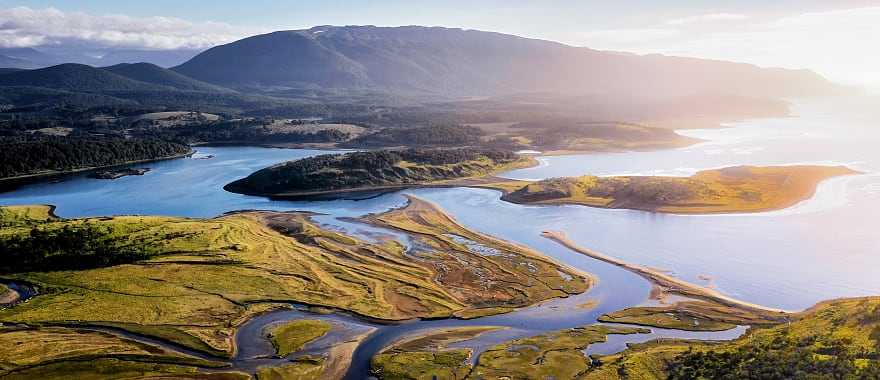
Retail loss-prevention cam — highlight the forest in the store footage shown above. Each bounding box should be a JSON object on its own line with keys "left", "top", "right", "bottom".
{"left": 0, "top": 135, "right": 191, "bottom": 178}
{"left": 0, "top": 223, "right": 156, "bottom": 273}
{"left": 667, "top": 333, "right": 880, "bottom": 380}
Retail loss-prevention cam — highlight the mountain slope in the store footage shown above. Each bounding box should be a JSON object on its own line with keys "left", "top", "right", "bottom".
{"left": 0, "top": 63, "right": 171, "bottom": 92}
{"left": 103, "top": 63, "right": 234, "bottom": 92}
{"left": 174, "top": 25, "right": 836, "bottom": 98}
{"left": 96, "top": 49, "right": 202, "bottom": 68}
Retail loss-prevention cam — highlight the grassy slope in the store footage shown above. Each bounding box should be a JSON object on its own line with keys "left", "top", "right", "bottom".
{"left": 0, "top": 204, "right": 584, "bottom": 371}
{"left": 500, "top": 165, "right": 858, "bottom": 214}
{"left": 0, "top": 205, "right": 56, "bottom": 227}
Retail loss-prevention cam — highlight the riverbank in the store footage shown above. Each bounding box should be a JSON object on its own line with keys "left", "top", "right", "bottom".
{"left": 541, "top": 230, "right": 791, "bottom": 316}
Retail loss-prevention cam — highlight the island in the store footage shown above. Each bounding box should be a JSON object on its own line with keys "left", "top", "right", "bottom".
{"left": 497, "top": 165, "right": 859, "bottom": 214}
{"left": 88, "top": 167, "right": 151, "bottom": 180}
{"left": 223, "top": 148, "right": 537, "bottom": 199}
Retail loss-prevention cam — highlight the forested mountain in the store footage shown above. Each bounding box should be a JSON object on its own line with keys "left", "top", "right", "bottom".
{"left": 174, "top": 25, "right": 837, "bottom": 99}
{"left": 0, "top": 64, "right": 170, "bottom": 92}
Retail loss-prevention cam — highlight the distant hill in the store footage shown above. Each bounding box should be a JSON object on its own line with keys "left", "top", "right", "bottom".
{"left": 0, "top": 63, "right": 293, "bottom": 113}
{"left": 0, "top": 55, "right": 36, "bottom": 70}
{"left": 0, "top": 63, "right": 170, "bottom": 92}
{"left": 103, "top": 63, "right": 233, "bottom": 92}
{"left": 95, "top": 49, "right": 203, "bottom": 68}
{"left": 174, "top": 25, "right": 837, "bottom": 99}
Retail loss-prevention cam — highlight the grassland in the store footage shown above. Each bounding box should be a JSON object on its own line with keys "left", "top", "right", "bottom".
{"left": 371, "top": 327, "right": 502, "bottom": 380}
{"left": 362, "top": 196, "right": 591, "bottom": 315}
{"left": 370, "top": 297, "right": 880, "bottom": 379}
{"left": 0, "top": 205, "right": 56, "bottom": 227}
{"left": 499, "top": 165, "right": 858, "bottom": 214}
{"left": 266, "top": 320, "right": 332, "bottom": 357}
{"left": 470, "top": 325, "right": 648, "bottom": 379}
{"left": 597, "top": 300, "right": 779, "bottom": 332}
{"left": 0, "top": 203, "right": 585, "bottom": 377}
{"left": 582, "top": 297, "right": 880, "bottom": 379}
{"left": 255, "top": 356, "right": 325, "bottom": 380}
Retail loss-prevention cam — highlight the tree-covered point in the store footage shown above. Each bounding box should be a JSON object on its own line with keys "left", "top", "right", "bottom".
{"left": 344, "top": 124, "right": 483, "bottom": 147}
{"left": 0, "top": 135, "right": 191, "bottom": 179}
{"left": 225, "top": 148, "right": 525, "bottom": 196}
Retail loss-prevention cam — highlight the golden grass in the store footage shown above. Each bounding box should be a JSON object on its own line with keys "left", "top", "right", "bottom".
{"left": 470, "top": 325, "right": 647, "bottom": 379}
{"left": 362, "top": 196, "right": 591, "bottom": 314}
{"left": 0, "top": 203, "right": 586, "bottom": 372}
{"left": 255, "top": 356, "right": 325, "bottom": 380}
{"left": 501, "top": 165, "right": 858, "bottom": 214}
{"left": 0, "top": 205, "right": 56, "bottom": 227}
{"left": 266, "top": 319, "right": 332, "bottom": 357}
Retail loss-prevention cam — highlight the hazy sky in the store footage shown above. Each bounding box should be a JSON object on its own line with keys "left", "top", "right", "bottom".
{"left": 1, "top": 1, "right": 878, "bottom": 88}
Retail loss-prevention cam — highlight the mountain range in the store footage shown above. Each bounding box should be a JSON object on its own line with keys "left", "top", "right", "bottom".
{"left": 0, "top": 25, "right": 840, "bottom": 114}
{"left": 173, "top": 26, "right": 835, "bottom": 99}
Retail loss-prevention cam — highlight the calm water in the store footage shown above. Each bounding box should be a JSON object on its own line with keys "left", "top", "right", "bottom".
{"left": 496, "top": 96, "right": 880, "bottom": 310}
{"left": 0, "top": 97, "right": 877, "bottom": 374}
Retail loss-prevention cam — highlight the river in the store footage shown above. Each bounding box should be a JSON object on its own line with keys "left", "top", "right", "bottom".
{"left": 0, "top": 96, "right": 877, "bottom": 377}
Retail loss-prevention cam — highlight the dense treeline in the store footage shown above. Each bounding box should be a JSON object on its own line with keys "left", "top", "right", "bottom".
{"left": 225, "top": 148, "right": 520, "bottom": 195}
{"left": 667, "top": 334, "right": 880, "bottom": 380}
{"left": 345, "top": 124, "right": 483, "bottom": 147}
{"left": 0, "top": 136, "right": 191, "bottom": 178}
{"left": 513, "top": 120, "right": 682, "bottom": 148}
{"left": 133, "top": 119, "right": 350, "bottom": 144}
{"left": 0, "top": 223, "right": 156, "bottom": 273}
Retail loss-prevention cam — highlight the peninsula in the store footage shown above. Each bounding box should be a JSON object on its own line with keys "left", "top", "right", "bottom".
{"left": 223, "top": 148, "right": 536, "bottom": 199}
{"left": 499, "top": 165, "right": 858, "bottom": 214}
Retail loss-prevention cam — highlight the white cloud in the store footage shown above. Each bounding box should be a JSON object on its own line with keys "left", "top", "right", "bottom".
{"left": 576, "top": 7, "right": 880, "bottom": 88}
{"left": 665, "top": 13, "right": 749, "bottom": 26}
{"left": 0, "top": 6, "right": 264, "bottom": 50}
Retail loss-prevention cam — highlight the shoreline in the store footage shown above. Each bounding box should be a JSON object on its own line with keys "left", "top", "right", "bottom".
{"left": 540, "top": 230, "right": 792, "bottom": 316}
{"left": 0, "top": 149, "right": 194, "bottom": 192}
{"left": 390, "top": 195, "right": 597, "bottom": 290}
{"left": 223, "top": 156, "right": 540, "bottom": 199}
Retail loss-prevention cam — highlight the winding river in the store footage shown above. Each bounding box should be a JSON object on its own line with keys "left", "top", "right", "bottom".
{"left": 1, "top": 96, "right": 877, "bottom": 378}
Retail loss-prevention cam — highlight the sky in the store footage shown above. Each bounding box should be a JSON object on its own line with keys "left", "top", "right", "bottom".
{"left": 0, "top": 0, "right": 878, "bottom": 88}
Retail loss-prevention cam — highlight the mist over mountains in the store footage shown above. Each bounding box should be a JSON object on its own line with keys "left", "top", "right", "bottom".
{"left": 0, "top": 25, "right": 840, "bottom": 117}
{"left": 174, "top": 26, "right": 834, "bottom": 99}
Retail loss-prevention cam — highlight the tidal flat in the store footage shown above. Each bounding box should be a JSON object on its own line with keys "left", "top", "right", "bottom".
{"left": 0, "top": 200, "right": 586, "bottom": 379}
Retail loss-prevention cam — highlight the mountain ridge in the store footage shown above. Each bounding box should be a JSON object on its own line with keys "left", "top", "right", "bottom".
{"left": 173, "top": 25, "right": 836, "bottom": 98}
